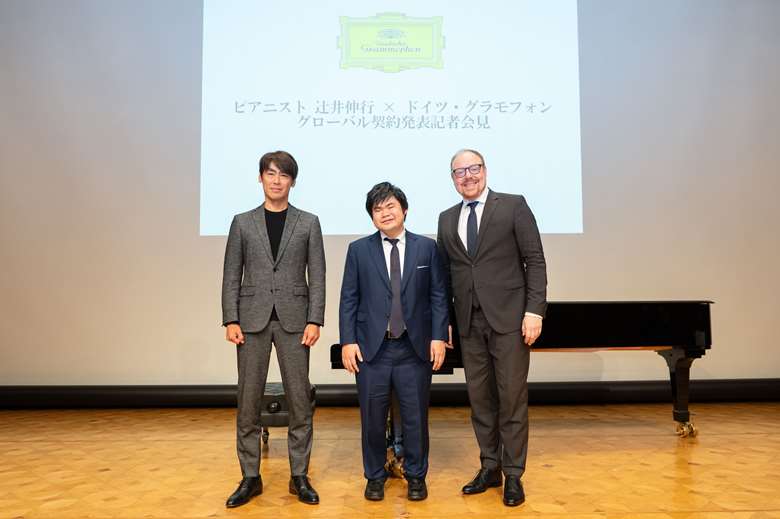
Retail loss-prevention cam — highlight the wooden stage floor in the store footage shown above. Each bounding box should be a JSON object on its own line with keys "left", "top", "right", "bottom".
{"left": 1, "top": 403, "right": 779, "bottom": 518}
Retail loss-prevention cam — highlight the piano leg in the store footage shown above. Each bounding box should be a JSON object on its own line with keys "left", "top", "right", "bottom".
{"left": 657, "top": 349, "right": 697, "bottom": 437}
{"left": 384, "top": 391, "right": 405, "bottom": 478}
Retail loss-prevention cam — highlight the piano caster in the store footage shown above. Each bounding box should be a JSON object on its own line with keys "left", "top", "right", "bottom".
{"left": 675, "top": 421, "right": 697, "bottom": 437}
{"left": 261, "top": 428, "right": 269, "bottom": 444}
{"left": 385, "top": 449, "right": 405, "bottom": 478}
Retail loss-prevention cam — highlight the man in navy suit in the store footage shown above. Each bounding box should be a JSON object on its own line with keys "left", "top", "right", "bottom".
{"left": 339, "top": 182, "right": 449, "bottom": 502}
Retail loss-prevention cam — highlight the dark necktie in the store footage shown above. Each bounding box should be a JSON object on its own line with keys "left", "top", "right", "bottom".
{"left": 467, "top": 201, "right": 479, "bottom": 258}
{"left": 384, "top": 237, "right": 405, "bottom": 337}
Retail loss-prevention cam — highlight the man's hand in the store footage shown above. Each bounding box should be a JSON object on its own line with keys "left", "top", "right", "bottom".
{"left": 446, "top": 325, "right": 454, "bottom": 349}
{"left": 522, "top": 314, "right": 542, "bottom": 346}
{"left": 301, "top": 324, "right": 321, "bottom": 347}
{"left": 430, "top": 340, "right": 447, "bottom": 371}
{"left": 342, "top": 343, "right": 363, "bottom": 374}
{"left": 226, "top": 323, "right": 245, "bottom": 345}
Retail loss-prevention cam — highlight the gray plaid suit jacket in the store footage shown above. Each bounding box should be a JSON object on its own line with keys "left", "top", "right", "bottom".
{"left": 222, "top": 204, "right": 326, "bottom": 333}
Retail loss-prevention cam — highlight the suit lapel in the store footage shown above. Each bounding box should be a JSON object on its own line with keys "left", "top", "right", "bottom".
{"left": 250, "top": 206, "right": 274, "bottom": 264}
{"left": 448, "top": 203, "right": 469, "bottom": 259}
{"left": 274, "top": 205, "right": 300, "bottom": 266}
{"left": 369, "top": 232, "right": 391, "bottom": 292}
{"left": 474, "top": 190, "right": 499, "bottom": 260}
{"left": 401, "top": 231, "right": 417, "bottom": 294}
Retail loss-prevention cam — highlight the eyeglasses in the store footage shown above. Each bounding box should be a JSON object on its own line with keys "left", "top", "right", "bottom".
{"left": 451, "top": 163, "right": 483, "bottom": 178}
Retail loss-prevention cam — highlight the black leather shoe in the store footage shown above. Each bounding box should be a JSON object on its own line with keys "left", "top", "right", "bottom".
{"left": 289, "top": 475, "right": 319, "bottom": 505}
{"left": 364, "top": 478, "right": 385, "bottom": 501}
{"left": 407, "top": 478, "right": 428, "bottom": 501}
{"left": 462, "top": 468, "right": 502, "bottom": 494}
{"left": 503, "top": 475, "right": 525, "bottom": 507}
{"left": 226, "top": 476, "right": 262, "bottom": 508}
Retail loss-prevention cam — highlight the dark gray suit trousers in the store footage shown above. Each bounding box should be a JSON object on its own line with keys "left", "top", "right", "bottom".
{"left": 236, "top": 322, "right": 313, "bottom": 477}
{"left": 460, "top": 307, "right": 530, "bottom": 477}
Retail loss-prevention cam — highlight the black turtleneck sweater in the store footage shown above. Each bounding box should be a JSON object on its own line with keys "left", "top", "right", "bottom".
{"left": 265, "top": 208, "right": 287, "bottom": 321}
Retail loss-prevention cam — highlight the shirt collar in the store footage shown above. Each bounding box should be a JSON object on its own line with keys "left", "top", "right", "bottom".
{"left": 462, "top": 187, "right": 489, "bottom": 208}
{"left": 380, "top": 229, "right": 406, "bottom": 244}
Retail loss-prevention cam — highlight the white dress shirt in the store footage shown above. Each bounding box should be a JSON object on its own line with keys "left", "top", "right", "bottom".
{"left": 458, "top": 187, "right": 542, "bottom": 320}
{"left": 380, "top": 229, "right": 406, "bottom": 279}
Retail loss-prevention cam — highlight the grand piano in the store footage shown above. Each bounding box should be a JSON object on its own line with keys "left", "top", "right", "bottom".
{"left": 331, "top": 300, "right": 713, "bottom": 437}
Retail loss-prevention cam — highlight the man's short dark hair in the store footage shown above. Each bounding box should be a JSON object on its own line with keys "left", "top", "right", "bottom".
{"left": 259, "top": 150, "right": 298, "bottom": 180}
{"left": 365, "top": 182, "right": 409, "bottom": 216}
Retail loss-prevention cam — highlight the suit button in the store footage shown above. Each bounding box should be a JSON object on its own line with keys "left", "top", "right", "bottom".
{"left": 273, "top": 268, "right": 278, "bottom": 272}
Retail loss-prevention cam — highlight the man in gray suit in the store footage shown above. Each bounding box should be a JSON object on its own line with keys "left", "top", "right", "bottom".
{"left": 221, "top": 150, "right": 325, "bottom": 507}
{"left": 437, "top": 149, "right": 547, "bottom": 507}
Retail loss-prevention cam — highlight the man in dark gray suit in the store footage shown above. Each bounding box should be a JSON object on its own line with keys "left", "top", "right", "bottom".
{"left": 437, "top": 149, "right": 547, "bottom": 507}
{"left": 221, "top": 150, "right": 325, "bottom": 507}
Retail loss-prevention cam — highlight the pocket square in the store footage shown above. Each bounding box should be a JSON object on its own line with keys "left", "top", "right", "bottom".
{"left": 416, "top": 265, "right": 430, "bottom": 269}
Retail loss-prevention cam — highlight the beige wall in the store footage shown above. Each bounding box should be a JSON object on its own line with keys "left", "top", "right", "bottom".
{"left": 1, "top": 0, "right": 778, "bottom": 385}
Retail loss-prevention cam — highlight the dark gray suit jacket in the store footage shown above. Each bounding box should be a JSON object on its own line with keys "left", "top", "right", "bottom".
{"left": 222, "top": 204, "right": 326, "bottom": 333}
{"left": 437, "top": 190, "right": 547, "bottom": 335}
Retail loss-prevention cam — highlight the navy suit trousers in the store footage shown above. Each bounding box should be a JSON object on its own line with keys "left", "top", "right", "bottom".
{"left": 356, "top": 334, "right": 432, "bottom": 480}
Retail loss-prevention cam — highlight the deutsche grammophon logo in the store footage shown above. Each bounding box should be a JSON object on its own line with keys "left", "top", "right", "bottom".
{"left": 338, "top": 13, "right": 444, "bottom": 73}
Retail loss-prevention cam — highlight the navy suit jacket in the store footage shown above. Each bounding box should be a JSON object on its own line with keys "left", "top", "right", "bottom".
{"left": 339, "top": 230, "right": 449, "bottom": 363}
